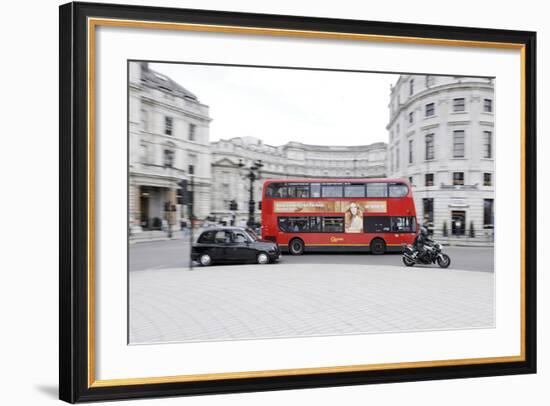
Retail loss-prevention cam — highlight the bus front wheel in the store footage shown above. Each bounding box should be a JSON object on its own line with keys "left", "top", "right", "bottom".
{"left": 289, "top": 238, "right": 304, "bottom": 255}
{"left": 370, "top": 238, "right": 386, "bottom": 255}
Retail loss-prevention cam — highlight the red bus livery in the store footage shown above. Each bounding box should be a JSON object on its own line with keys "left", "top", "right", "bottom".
{"left": 261, "top": 178, "right": 417, "bottom": 255}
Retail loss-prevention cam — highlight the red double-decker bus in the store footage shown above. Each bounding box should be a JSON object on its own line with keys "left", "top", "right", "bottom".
{"left": 261, "top": 178, "right": 417, "bottom": 255}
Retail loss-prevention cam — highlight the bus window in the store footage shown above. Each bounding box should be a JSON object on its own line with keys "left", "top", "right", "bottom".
{"left": 321, "top": 183, "right": 343, "bottom": 197}
{"left": 287, "top": 183, "right": 310, "bottom": 198}
{"left": 389, "top": 183, "right": 409, "bottom": 197}
{"left": 278, "top": 216, "right": 309, "bottom": 232}
{"left": 310, "top": 183, "right": 321, "bottom": 198}
{"left": 344, "top": 183, "right": 366, "bottom": 197}
{"left": 390, "top": 216, "right": 416, "bottom": 232}
{"left": 309, "top": 216, "right": 322, "bottom": 232}
{"left": 323, "top": 217, "right": 344, "bottom": 232}
{"left": 364, "top": 216, "right": 391, "bottom": 232}
{"left": 366, "top": 183, "right": 388, "bottom": 197}
{"left": 266, "top": 183, "right": 287, "bottom": 198}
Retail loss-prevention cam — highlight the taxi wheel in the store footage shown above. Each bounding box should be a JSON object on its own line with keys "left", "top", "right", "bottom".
{"left": 257, "top": 252, "right": 269, "bottom": 264}
{"left": 199, "top": 254, "right": 212, "bottom": 266}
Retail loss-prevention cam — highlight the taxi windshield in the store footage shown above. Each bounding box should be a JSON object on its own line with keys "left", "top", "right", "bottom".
{"left": 245, "top": 228, "right": 260, "bottom": 241}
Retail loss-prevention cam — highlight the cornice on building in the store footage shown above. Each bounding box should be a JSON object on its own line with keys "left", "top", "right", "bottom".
{"left": 211, "top": 137, "right": 387, "bottom": 154}
{"left": 138, "top": 94, "right": 212, "bottom": 123}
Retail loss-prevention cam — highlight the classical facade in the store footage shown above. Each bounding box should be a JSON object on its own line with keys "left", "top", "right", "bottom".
{"left": 128, "top": 62, "right": 390, "bottom": 233}
{"left": 129, "top": 62, "right": 212, "bottom": 234}
{"left": 387, "top": 74, "right": 495, "bottom": 237}
{"left": 211, "top": 137, "right": 387, "bottom": 225}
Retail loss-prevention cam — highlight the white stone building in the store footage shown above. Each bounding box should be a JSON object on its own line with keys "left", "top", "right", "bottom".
{"left": 129, "top": 62, "right": 212, "bottom": 233}
{"left": 387, "top": 74, "right": 495, "bottom": 238}
{"left": 211, "top": 137, "right": 387, "bottom": 225}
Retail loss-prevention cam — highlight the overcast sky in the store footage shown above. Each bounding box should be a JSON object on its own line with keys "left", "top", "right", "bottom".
{"left": 150, "top": 62, "right": 399, "bottom": 146}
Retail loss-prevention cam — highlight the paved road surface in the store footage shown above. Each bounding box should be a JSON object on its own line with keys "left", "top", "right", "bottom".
{"left": 129, "top": 263, "right": 494, "bottom": 344}
{"left": 129, "top": 238, "right": 494, "bottom": 272}
{"left": 129, "top": 238, "right": 495, "bottom": 344}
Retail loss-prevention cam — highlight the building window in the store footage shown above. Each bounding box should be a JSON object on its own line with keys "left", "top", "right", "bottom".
{"left": 484, "top": 199, "right": 494, "bottom": 228}
{"left": 453, "top": 130, "right": 465, "bottom": 158}
{"left": 408, "top": 139, "right": 414, "bottom": 164}
{"left": 409, "top": 79, "right": 414, "bottom": 95}
{"left": 164, "top": 116, "right": 173, "bottom": 135}
{"left": 140, "top": 143, "right": 148, "bottom": 163}
{"left": 425, "top": 133, "right": 435, "bottom": 160}
{"left": 483, "top": 130, "right": 493, "bottom": 158}
{"left": 396, "top": 123, "right": 400, "bottom": 135}
{"left": 189, "top": 123, "right": 196, "bottom": 141}
{"left": 188, "top": 154, "right": 198, "bottom": 176}
{"left": 409, "top": 111, "right": 414, "bottom": 124}
{"left": 453, "top": 172, "right": 464, "bottom": 186}
{"left": 425, "top": 103, "right": 435, "bottom": 117}
{"left": 453, "top": 98, "right": 465, "bottom": 112}
{"left": 484, "top": 98, "right": 493, "bottom": 112}
{"left": 425, "top": 173, "right": 434, "bottom": 186}
{"left": 409, "top": 176, "right": 414, "bottom": 185}
{"left": 484, "top": 173, "right": 492, "bottom": 186}
{"left": 140, "top": 109, "right": 149, "bottom": 131}
{"left": 163, "top": 149, "right": 174, "bottom": 167}
{"left": 422, "top": 198, "right": 434, "bottom": 227}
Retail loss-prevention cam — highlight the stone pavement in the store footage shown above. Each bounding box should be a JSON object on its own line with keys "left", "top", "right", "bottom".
{"left": 129, "top": 263, "right": 494, "bottom": 344}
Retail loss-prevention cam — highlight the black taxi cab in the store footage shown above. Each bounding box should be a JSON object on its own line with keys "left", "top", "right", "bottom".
{"left": 191, "top": 227, "right": 281, "bottom": 266}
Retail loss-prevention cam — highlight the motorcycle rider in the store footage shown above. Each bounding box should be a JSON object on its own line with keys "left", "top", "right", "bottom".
{"left": 412, "top": 225, "right": 433, "bottom": 261}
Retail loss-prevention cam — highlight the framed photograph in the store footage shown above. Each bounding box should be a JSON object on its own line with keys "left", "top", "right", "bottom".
{"left": 59, "top": 1, "right": 537, "bottom": 403}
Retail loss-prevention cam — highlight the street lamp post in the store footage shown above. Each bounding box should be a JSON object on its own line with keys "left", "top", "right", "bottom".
{"left": 238, "top": 159, "right": 263, "bottom": 228}
{"left": 188, "top": 175, "right": 194, "bottom": 270}
{"left": 177, "top": 175, "right": 194, "bottom": 270}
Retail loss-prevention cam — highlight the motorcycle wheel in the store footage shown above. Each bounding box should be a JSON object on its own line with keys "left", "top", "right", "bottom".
{"left": 437, "top": 254, "right": 451, "bottom": 268}
{"left": 402, "top": 256, "right": 415, "bottom": 267}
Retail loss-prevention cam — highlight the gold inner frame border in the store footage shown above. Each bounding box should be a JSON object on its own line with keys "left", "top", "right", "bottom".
{"left": 86, "top": 17, "right": 527, "bottom": 388}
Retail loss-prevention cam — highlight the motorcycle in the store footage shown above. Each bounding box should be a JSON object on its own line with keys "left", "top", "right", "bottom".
{"left": 402, "top": 241, "right": 451, "bottom": 268}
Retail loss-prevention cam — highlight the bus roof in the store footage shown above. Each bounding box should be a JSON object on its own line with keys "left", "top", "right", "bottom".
{"left": 262, "top": 178, "right": 411, "bottom": 185}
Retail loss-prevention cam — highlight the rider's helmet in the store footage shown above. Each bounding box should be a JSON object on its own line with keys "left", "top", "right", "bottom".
{"left": 420, "top": 225, "right": 429, "bottom": 236}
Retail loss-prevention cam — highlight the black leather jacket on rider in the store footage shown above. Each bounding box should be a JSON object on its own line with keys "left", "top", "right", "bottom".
{"left": 413, "top": 231, "right": 433, "bottom": 257}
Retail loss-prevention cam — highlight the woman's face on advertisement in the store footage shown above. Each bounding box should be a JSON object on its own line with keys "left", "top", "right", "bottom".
{"left": 350, "top": 203, "right": 358, "bottom": 216}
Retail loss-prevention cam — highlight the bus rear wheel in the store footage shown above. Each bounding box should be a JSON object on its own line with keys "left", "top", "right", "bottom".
{"left": 289, "top": 238, "right": 304, "bottom": 255}
{"left": 370, "top": 238, "right": 386, "bottom": 255}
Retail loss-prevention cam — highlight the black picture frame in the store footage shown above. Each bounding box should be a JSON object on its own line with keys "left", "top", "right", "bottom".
{"left": 60, "top": 1, "right": 537, "bottom": 403}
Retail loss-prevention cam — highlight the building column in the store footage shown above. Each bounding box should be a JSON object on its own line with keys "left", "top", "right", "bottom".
{"left": 166, "top": 188, "right": 179, "bottom": 231}
{"left": 129, "top": 183, "right": 143, "bottom": 234}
